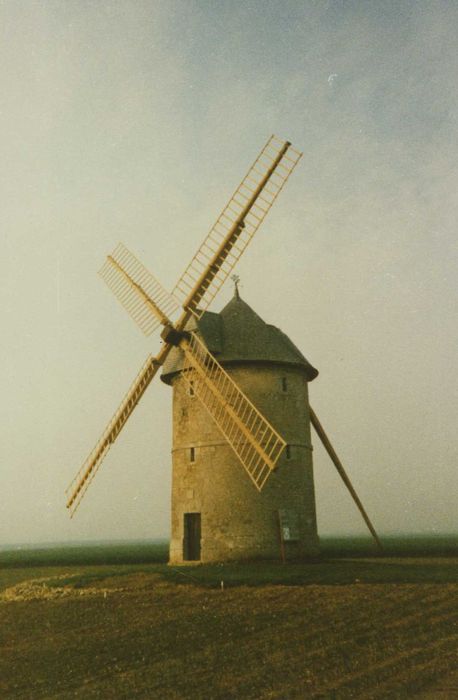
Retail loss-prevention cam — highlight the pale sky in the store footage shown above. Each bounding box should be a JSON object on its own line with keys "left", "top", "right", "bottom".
{"left": 1, "top": 1, "right": 457, "bottom": 545}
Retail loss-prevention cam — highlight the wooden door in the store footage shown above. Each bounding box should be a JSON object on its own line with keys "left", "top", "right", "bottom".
{"left": 183, "top": 513, "right": 201, "bottom": 561}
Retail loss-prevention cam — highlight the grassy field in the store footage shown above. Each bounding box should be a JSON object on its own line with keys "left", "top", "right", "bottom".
{"left": 0, "top": 536, "right": 457, "bottom": 699}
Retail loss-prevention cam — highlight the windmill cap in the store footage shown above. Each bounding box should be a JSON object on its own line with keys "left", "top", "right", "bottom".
{"left": 161, "top": 293, "right": 318, "bottom": 383}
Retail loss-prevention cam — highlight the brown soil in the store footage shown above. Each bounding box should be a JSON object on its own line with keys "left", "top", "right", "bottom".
{"left": 0, "top": 572, "right": 457, "bottom": 699}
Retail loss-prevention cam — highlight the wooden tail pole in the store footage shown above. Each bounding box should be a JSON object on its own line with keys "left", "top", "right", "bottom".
{"left": 309, "top": 406, "right": 383, "bottom": 551}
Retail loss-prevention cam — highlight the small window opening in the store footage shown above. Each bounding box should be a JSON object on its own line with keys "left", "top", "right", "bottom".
{"left": 190, "top": 446, "right": 195, "bottom": 463}
{"left": 281, "top": 377, "right": 288, "bottom": 393}
{"left": 189, "top": 381, "right": 195, "bottom": 397}
{"left": 285, "top": 445, "right": 291, "bottom": 460}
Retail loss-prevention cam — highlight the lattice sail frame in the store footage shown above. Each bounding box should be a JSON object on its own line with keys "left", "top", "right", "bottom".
{"left": 173, "top": 135, "right": 302, "bottom": 317}
{"left": 67, "top": 135, "right": 302, "bottom": 514}
{"left": 66, "top": 355, "right": 160, "bottom": 516}
{"left": 181, "top": 332, "right": 286, "bottom": 490}
{"left": 99, "top": 243, "right": 180, "bottom": 336}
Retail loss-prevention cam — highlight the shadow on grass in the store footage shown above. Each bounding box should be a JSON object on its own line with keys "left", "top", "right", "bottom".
{"left": 1, "top": 536, "right": 456, "bottom": 589}
{"left": 165, "top": 557, "right": 458, "bottom": 587}
{"left": 7, "top": 557, "right": 457, "bottom": 592}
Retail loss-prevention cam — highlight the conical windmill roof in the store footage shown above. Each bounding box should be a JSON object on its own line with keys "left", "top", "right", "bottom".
{"left": 161, "top": 293, "right": 318, "bottom": 384}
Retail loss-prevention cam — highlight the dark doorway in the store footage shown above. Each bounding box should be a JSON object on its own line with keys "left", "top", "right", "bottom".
{"left": 183, "top": 512, "right": 201, "bottom": 561}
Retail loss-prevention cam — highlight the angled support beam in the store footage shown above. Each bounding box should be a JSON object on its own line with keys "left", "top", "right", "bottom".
{"left": 309, "top": 406, "right": 383, "bottom": 551}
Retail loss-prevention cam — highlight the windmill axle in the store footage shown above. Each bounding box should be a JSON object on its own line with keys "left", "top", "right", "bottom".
{"left": 160, "top": 325, "right": 190, "bottom": 347}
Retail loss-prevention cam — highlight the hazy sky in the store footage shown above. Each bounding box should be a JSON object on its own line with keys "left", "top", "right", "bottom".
{"left": 1, "top": 1, "right": 457, "bottom": 545}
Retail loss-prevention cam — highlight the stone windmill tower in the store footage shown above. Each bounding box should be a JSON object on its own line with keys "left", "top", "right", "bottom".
{"left": 162, "top": 289, "right": 320, "bottom": 562}
{"left": 66, "top": 136, "right": 381, "bottom": 560}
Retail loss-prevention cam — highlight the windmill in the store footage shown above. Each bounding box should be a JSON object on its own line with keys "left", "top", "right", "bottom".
{"left": 66, "top": 135, "right": 381, "bottom": 561}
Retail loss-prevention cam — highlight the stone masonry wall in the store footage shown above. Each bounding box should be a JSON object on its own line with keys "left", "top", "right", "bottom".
{"left": 169, "top": 363, "right": 319, "bottom": 563}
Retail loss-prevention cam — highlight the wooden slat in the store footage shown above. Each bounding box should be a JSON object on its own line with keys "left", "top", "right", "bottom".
{"left": 180, "top": 333, "right": 286, "bottom": 490}
{"left": 99, "top": 243, "right": 179, "bottom": 336}
{"left": 172, "top": 135, "right": 302, "bottom": 317}
{"left": 66, "top": 355, "right": 161, "bottom": 516}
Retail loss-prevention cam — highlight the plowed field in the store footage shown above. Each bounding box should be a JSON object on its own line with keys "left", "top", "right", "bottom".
{"left": 1, "top": 566, "right": 457, "bottom": 699}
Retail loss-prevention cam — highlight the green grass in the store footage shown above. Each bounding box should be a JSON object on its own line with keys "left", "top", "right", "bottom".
{"left": 168, "top": 557, "right": 458, "bottom": 587}
{"left": 0, "top": 540, "right": 169, "bottom": 568}
{"left": 0, "top": 541, "right": 167, "bottom": 593}
{"left": 0, "top": 535, "right": 456, "bottom": 592}
{"left": 1, "top": 534, "right": 456, "bottom": 569}
{"left": 321, "top": 533, "right": 458, "bottom": 557}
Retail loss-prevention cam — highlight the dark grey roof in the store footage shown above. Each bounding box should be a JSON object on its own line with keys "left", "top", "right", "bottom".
{"left": 161, "top": 294, "right": 318, "bottom": 383}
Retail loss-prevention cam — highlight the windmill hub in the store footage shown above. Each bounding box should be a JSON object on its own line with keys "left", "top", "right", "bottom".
{"left": 160, "top": 325, "right": 190, "bottom": 347}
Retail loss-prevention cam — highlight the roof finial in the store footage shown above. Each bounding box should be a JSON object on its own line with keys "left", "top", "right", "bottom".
{"left": 231, "top": 274, "right": 241, "bottom": 300}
